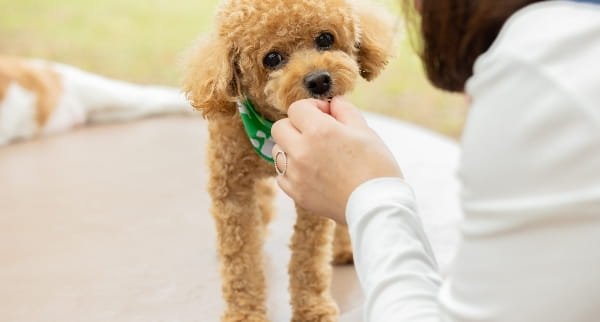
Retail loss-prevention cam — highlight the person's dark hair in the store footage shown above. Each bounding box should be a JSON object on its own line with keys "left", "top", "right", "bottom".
{"left": 405, "top": 0, "right": 545, "bottom": 92}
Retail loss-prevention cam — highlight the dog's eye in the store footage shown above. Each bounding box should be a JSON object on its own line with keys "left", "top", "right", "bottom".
{"left": 263, "top": 52, "right": 284, "bottom": 69}
{"left": 315, "top": 32, "right": 335, "bottom": 50}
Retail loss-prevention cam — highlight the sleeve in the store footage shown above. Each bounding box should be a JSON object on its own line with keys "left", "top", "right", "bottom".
{"left": 347, "top": 44, "right": 600, "bottom": 322}
{"left": 346, "top": 178, "right": 442, "bottom": 322}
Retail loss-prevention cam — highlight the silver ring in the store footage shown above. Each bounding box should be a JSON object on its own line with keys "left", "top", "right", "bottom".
{"left": 274, "top": 151, "right": 288, "bottom": 176}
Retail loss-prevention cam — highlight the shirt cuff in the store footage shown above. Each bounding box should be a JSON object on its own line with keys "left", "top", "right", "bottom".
{"left": 346, "top": 177, "right": 417, "bottom": 227}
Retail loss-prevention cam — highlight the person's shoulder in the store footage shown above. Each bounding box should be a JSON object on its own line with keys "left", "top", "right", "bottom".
{"left": 477, "top": 1, "right": 600, "bottom": 66}
{"left": 468, "top": 1, "right": 600, "bottom": 113}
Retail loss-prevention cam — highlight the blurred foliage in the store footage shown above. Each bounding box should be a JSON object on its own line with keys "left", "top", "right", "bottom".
{"left": 0, "top": 0, "right": 466, "bottom": 138}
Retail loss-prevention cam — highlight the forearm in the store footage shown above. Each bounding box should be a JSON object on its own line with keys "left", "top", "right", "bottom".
{"left": 347, "top": 178, "right": 442, "bottom": 322}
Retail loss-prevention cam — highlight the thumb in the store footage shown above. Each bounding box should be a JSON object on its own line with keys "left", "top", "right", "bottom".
{"left": 330, "top": 96, "right": 368, "bottom": 128}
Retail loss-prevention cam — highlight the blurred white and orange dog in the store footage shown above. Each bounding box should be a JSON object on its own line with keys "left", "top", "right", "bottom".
{"left": 0, "top": 55, "right": 192, "bottom": 145}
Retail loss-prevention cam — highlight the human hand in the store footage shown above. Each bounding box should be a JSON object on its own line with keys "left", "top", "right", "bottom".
{"left": 271, "top": 97, "right": 403, "bottom": 224}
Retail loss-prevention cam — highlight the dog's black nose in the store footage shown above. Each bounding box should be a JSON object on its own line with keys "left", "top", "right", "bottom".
{"left": 304, "top": 72, "right": 332, "bottom": 96}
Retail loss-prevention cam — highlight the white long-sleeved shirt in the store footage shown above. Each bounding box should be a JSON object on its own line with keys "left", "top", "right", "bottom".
{"left": 347, "top": 2, "right": 600, "bottom": 321}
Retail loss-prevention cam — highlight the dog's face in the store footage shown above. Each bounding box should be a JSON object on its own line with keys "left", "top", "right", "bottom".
{"left": 225, "top": 0, "right": 361, "bottom": 117}
{"left": 184, "top": 0, "right": 395, "bottom": 119}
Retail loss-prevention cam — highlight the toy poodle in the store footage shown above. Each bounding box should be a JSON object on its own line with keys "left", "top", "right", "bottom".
{"left": 183, "top": 0, "right": 395, "bottom": 321}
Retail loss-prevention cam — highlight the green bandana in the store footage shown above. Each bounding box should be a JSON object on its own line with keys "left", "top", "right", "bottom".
{"left": 238, "top": 98, "right": 275, "bottom": 164}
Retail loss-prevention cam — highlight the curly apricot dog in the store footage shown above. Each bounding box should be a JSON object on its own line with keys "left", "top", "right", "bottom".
{"left": 184, "top": 0, "right": 395, "bottom": 321}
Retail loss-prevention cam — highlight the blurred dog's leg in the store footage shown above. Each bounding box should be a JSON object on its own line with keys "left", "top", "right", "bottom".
{"left": 332, "top": 224, "right": 353, "bottom": 265}
{"left": 47, "top": 62, "right": 193, "bottom": 127}
{"left": 256, "top": 178, "right": 276, "bottom": 229}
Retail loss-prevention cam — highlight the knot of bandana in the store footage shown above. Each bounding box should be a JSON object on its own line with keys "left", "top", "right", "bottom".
{"left": 238, "top": 98, "right": 276, "bottom": 164}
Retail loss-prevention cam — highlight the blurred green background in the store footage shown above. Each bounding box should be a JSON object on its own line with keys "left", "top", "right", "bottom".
{"left": 0, "top": 0, "right": 466, "bottom": 138}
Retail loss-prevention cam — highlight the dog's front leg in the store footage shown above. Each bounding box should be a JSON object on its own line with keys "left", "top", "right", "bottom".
{"left": 207, "top": 119, "right": 270, "bottom": 322}
{"left": 289, "top": 206, "right": 338, "bottom": 322}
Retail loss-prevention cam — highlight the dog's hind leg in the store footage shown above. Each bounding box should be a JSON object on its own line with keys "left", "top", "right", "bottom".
{"left": 289, "top": 206, "right": 338, "bottom": 322}
{"left": 207, "top": 120, "right": 270, "bottom": 322}
{"left": 332, "top": 224, "right": 353, "bottom": 265}
{"left": 256, "top": 178, "right": 276, "bottom": 228}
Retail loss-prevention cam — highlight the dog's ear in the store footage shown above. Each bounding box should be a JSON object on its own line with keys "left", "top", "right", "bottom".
{"left": 354, "top": 3, "right": 397, "bottom": 81}
{"left": 183, "top": 34, "right": 239, "bottom": 118}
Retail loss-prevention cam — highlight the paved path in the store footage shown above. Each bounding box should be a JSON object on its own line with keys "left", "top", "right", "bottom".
{"left": 0, "top": 115, "right": 461, "bottom": 322}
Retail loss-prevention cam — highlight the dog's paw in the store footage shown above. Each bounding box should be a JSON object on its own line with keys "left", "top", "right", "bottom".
{"left": 292, "top": 303, "right": 339, "bottom": 322}
{"left": 222, "top": 311, "right": 269, "bottom": 322}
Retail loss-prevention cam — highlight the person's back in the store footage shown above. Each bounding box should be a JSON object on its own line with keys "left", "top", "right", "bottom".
{"left": 443, "top": 2, "right": 600, "bottom": 320}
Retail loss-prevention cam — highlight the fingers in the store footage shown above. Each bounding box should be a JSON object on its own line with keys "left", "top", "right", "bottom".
{"left": 275, "top": 174, "right": 295, "bottom": 201}
{"left": 308, "top": 98, "right": 331, "bottom": 114}
{"left": 272, "top": 150, "right": 301, "bottom": 203}
{"left": 287, "top": 99, "right": 333, "bottom": 133}
{"left": 286, "top": 97, "right": 367, "bottom": 134}
{"left": 272, "top": 144, "right": 288, "bottom": 176}
{"left": 272, "top": 118, "right": 301, "bottom": 151}
{"left": 329, "top": 96, "right": 369, "bottom": 128}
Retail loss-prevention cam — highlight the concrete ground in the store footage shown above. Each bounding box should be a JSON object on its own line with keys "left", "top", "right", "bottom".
{"left": 0, "top": 115, "right": 461, "bottom": 322}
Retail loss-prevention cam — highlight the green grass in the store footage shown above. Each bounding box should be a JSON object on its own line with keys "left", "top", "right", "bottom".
{"left": 0, "top": 0, "right": 466, "bottom": 138}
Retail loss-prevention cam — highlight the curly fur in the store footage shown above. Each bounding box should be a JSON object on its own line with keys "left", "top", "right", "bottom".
{"left": 183, "top": 1, "right": 395, "bottom": 321}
